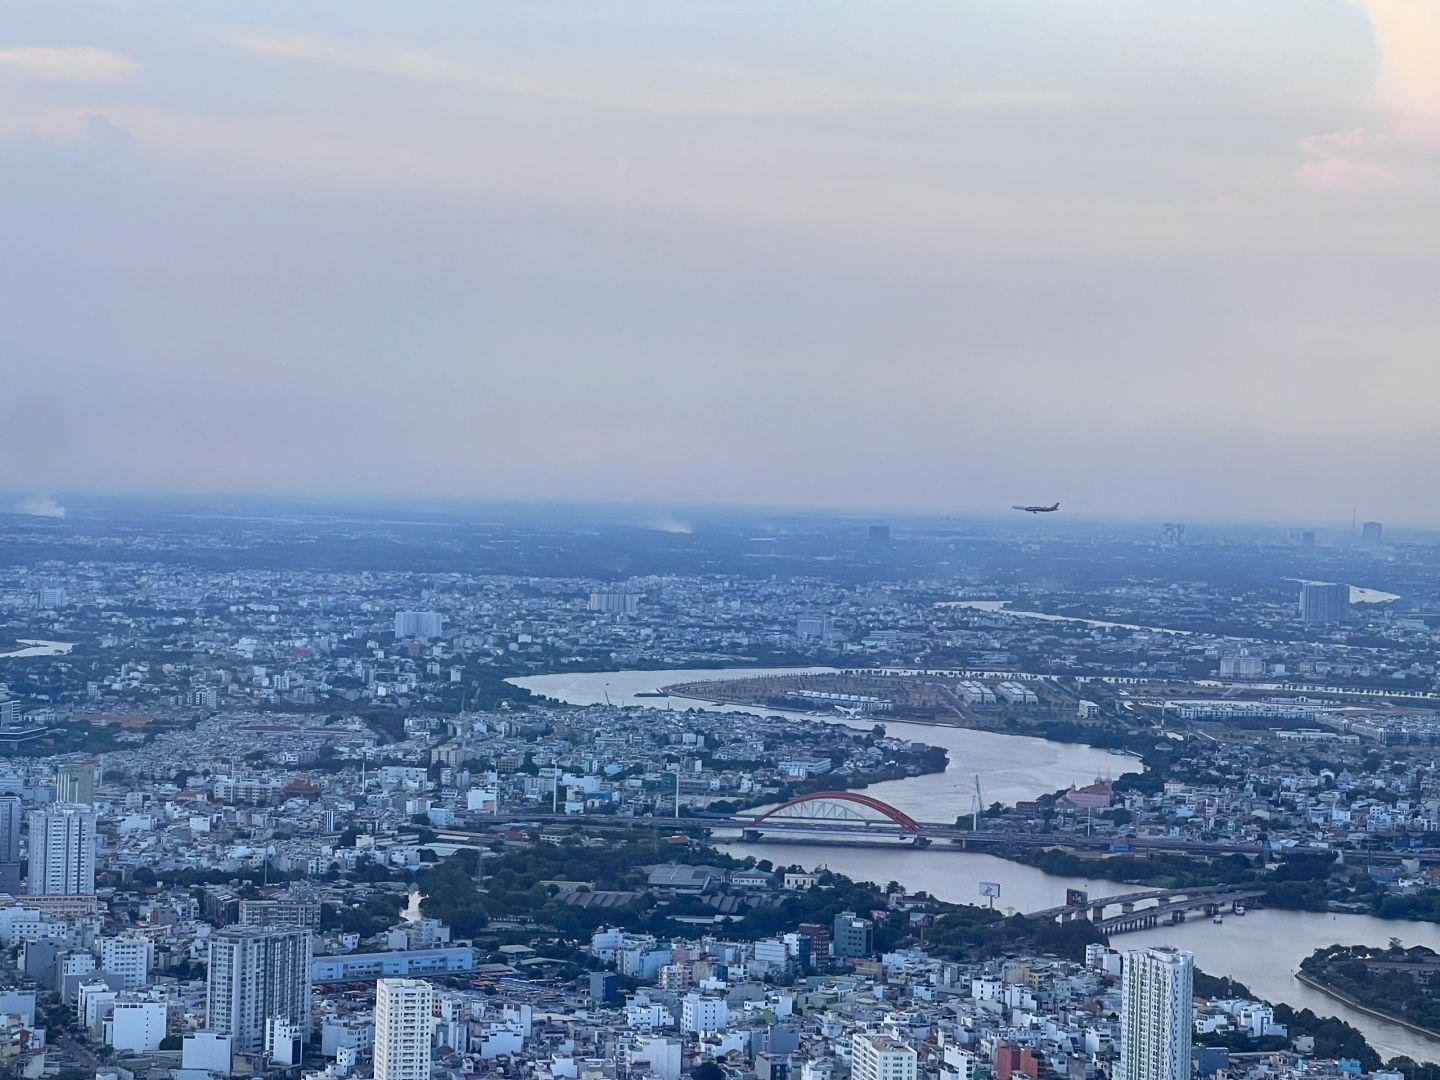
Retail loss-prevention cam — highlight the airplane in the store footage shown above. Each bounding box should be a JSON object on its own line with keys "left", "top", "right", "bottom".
{"left": 1012, "top": 502, "right": 1060, "bottom": 514}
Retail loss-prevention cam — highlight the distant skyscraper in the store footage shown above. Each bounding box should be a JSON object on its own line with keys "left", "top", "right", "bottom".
{"left": 1160, "top": 523, "right": 1185, "bottom": 548}
{"left": 1300, "top": 582, "right": 1349, "bottom": 626}
{"left": 1362, "top": 521, "right": 1383, "bottom": 548}
{"left": 1218, "top": 654, "right": 1264, "bottom": 680}
{"left": 27, "top": 805, "right": 97, "bottom": 896}
{"left": 37, "top": 587, "right": 66, "bottom": 609}
{"left": 795, "top": 615, "right": 835, "bottom": 641}
{"left": 393, "top": 611, "right": 444, "bottom": 639}
{"left": 588, "top": 591, "right": 639, "bottom": 615}
{"left": 55, "top": 762, "right": 95, "bottom": 806}
{"left": 206, "top": 927, "right": 312, "bottom": 1055}
{"left": 1120, "top": 946, "right": 1193, "bottom": 1080}
{"left": 867, "top": 525, "right": 891, "bottom": 546}
{"left": 0, "top": 796, "right": 20, "bottom": 893}
{"left": 374, "top": 978, "right": 434, "bottom": 1080}
{"left": 1300, "top": 530, "right": 1317, "bottom": 549}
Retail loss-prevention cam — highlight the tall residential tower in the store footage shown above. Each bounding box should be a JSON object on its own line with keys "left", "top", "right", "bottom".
{"left": 27, "top": 805, "right": 97, "bottom": 896}
{"left": 206, "top": 927, "right": 312, "bottom": 1055}
{"left": 0, "top": 796, "right": 21, "bottom": 893}
{"left": 1119, "top": 946, "right": 1193, "bottom": 1080}
{"left": 374, "top": 978, "right": 434, "bottom": 1080}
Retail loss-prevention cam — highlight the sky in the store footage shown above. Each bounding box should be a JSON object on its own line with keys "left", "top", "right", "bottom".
{"left": 2, "top": 1, "right": 1438, "bottom": 523}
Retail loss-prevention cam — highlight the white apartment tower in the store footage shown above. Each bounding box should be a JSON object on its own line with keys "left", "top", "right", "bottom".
{"left": 588, "top": 590, "right": 639, "bottom": 615}
{"left": 100, "top": 935, "right": 153, "bottom": 990}
{"left": 852, "top": 1033, "right": 919, "bottom": 1080}
{"left": 27, "top": 805, "right": 97, "bottom": 896}
{"left": 374, "top": 978, "right": 434, "bottom": 1080}
{"left": 1120, "top": 946, "right": 1194, "bottom": 1080}
{"left": 394, "top": 611, "right": 444, "bottom": 639}
{"left": 206, "top": 927, "right": 312, "bottom": 1055}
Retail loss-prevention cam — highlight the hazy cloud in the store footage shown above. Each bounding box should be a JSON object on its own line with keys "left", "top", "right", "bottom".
{"left": 15, "top": 495, "right": 65, "bottom": 519}
{"left": 0, "top": 46, "right": 140, "bottom": 83}
{"left": 1357, "top": 0, "right": 1440, "bottom": 120}
{"left": 1297, "top": 128, "right": 1403, "bottom": 190}
{"left": 217, "top": 30, "right": 1073, "bottom": 116}
{"left": 644, "top": 514, "right": 694, "bottom": 535}
{"left": 1, "top": 3, "right": 1438, "bottom": 522}
{"left": 1297, "top": 2, "right": 1440, "bottom": 190}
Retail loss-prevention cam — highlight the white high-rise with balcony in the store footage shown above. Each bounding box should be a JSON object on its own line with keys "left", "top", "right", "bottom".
{"left": 27, "top": 805, "right": 96, "bottom": 896}
{"left": 374, "top": 978, "right": 434, "bottom": 1080}
{"left": 851, "top": 1033, "right": 918, "bottom": 1080}
{"left": 206, "top": 927, "right": 311, "bottom": 1055}
{"left": 1120, "top": 946, "right": 1194, "bottom": 1080}
{"left": 100, "top": 935, "right": 152, "bottom": 990}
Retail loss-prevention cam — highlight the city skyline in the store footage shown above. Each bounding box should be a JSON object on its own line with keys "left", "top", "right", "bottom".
{"left": 3, "top": 2, "right": 1440, "bottom": 521}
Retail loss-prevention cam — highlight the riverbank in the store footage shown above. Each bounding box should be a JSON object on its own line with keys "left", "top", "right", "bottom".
{"left": 1295, "top": 971, "right": 1440, "bottom": 1047}
{"left": 512, "top": 666, "right": 1141, "bottom": 815}
{"left": 662, "top": 678, "right": 1137, "bottom": 750}
{"left": 0, "top": 639, "right": 75, "bottom": 659}
{"left": 516, "top": 664, "right": 1440, "bottom": 1060}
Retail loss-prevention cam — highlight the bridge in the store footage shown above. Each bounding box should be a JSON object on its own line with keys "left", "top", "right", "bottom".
{"left": 749, "top": 791, "right": 923, "bottom": 833}
{"left": 1025, "top": 885, "right": 1266, "bottom": 934}
{"left": 440, "top": 790, "right": 1334, "bottom": 861}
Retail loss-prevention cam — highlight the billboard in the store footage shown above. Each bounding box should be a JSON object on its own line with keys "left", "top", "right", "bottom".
{"left": 1065, "top": 888, "right": 1089, "bottom": 907}
{"left": 979, "top": 882, "right": 1002, "bottom": 898}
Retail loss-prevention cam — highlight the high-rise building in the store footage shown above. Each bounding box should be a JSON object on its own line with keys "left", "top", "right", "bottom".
{"left": 832, "top": 911, "right": 874, "bottom": 958}
{"left": 37, "top": 587, "right": 66, "bottom": 609}
{"left": 1119, "top": 946, "right": 1193, "bottom": 1080}
{"left": 851, "top": 1034, "right": 918, "bottom": 1080}
{"left": 206, "top": 927, "right": 312, "bottom": 1055}
{"left": 99, "top": 936, "right": 153, "bottom": 990}
{"left": 1300, "top": 582, "right": 1349, "bottom": 626}
{"left": 589, "top": 971, "right": 619, "bottom": 1004}
{"left": 393, "top": 611, "right": 444, "bottom": 639}
{"left": 55, "top": 762, "right": 95, "bottom": 806}
{"left": 373, "top": 978, "right": 434, "bottom": 1080}
{"left": 588, "top": 591, "right": 639, "bottom": 615}
{"left": 1218, "top": 655, "right": 1264, "bottom": 680}
{"left": 27, "top": 805, "right": 97, "bottom": 896}
{"left": 1362, "top": 521, "right": 1384, "bottom": 548}
{"left": 0, "top": 796, "right": 21, "bottom": 893}
{"left": 238, "top": 898, "right": 323, "bottom": 931}
{"left": 795, "top": 615, "right": 835, "bottom": 641}
{"left": 678, "top": 993, "right": 728, "bottom": 1034}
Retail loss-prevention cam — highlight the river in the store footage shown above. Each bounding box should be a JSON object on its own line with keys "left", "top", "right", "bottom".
{"left": 509, "top": 667, "right": 1141, "bottom": 817}
{"left": 939, "top": 600, "right": 1192, "bottom": 635}
{"left": 0, "top": 640, "right": 74, "bottom": 659}
{"left": 514, "top": 666, "right": 1440, "bottom": 1064}
{"left": 946, "top": 590, "right": 1402, "bottom": 632}
{"left": 717, "top": 839, "right": 1440, "bottom": 1064}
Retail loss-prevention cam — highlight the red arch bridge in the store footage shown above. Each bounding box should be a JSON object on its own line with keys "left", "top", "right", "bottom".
{"left": 742, "top": 791, "right": 926, "bottom": 842}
